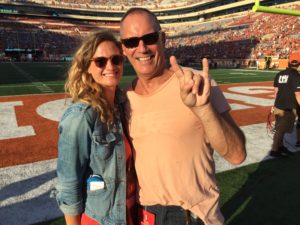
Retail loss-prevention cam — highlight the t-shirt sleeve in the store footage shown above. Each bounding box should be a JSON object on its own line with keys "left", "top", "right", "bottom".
{"left": 210, "top": 78, "right": 231, "bottom": 114}
{"left": 292, "top": 73, "right": 300, "bottom": 92}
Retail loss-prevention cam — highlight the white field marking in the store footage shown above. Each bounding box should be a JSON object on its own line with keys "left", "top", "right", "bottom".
{"left": 0, "top": 178, "right": 55, "bottom": 207}
{"left": 216, "top": 75, "right": 268, "bottom": 79}
{"left": 224, "top": 92, "right": 274, "bottom": 106}
{"left": 0, "top": 92, "right": 62, "bottom": 98}
{"left": 228, "top": 86, "right": 274, "bottom": 94}
{"left": 0, "top": 123, "right": 298, "bottom": 225}
{"left": 0, "top": 159, "right": 62, "bottom": 225}
{"left": 228, "top": 69, "right": 278, "bottom": 73}
{"left": 229, "top": 72, "right": 257, "bottom": 75}
{"left": 0, "top": 101, "right": 35, "bottom": 140}
{"left": 230, "top": 103, "right": 254, "bottom": 110}
{"left": 0, "top": 86, "right": 274, "bottom": 140}
{"left": 214, "top": 123, "right": 299, "bottom": 173}
{"left": 36, "top": 98, "right": 71, "bottom": 122}
{"left": 284, "top": 125, "right": 300, "bottom": 152}
{"left": 218, "top": 80, "right": 273, "bottom": 85}
{"left": 10, "top": 63, "right": 54, "bottom": 93}
{"left": 0, "top": 83, "right": 63, "bottom": 88}
{"left": 224, "top": 86, "right": 274, "bottom": 107}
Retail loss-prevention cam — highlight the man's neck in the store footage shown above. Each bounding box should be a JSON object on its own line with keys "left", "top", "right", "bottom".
{"left": 134, "top": 69, "right": 173, "bottom": 95}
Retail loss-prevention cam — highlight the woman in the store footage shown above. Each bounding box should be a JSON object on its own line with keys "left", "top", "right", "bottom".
{"left": 55, "top": 30, "right": 136, "bottom": 225}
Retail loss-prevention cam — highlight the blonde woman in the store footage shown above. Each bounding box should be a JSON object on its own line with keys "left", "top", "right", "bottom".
{"left": 55, "top": 30, "right": 136, "bottom": 225}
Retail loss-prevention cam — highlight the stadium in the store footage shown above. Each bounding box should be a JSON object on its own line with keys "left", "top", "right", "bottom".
{"left": 0, "top": 0, "right": 300, "bottom": 224}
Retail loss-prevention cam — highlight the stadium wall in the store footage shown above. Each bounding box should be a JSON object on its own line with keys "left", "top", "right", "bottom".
{"left": 212, "top": 59, "right": 290, "bottom": 70}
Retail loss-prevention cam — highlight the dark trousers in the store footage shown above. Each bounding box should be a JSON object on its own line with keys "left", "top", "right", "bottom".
{"left": 139, "top": 205, "right": 205, "bottom": 225}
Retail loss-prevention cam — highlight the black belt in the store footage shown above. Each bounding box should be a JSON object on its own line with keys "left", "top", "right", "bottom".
{"left": 141, "top": 204, "right": 204, "bottom": 225}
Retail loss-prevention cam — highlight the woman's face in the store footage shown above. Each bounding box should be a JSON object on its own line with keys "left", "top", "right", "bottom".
{"left": 88, "top": 41, "right": 123, "bottom": 90}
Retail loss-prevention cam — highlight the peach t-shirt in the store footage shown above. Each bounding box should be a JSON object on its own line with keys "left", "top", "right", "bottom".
{"left": 126, "top": 71, "right": 230, "bottom": 225}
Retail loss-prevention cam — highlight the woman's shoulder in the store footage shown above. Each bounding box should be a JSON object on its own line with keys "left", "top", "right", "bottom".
{"left": 60, "top": 101, "right": 98, "bottom": 123}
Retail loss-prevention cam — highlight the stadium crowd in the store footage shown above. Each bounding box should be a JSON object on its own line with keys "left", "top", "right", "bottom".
{"left": 0, "top": 4, "right": 299, "bottom": 62}
{"left": 0, "top": 0, "right": 208, "bottom": 10}
{"left": 165, "top": 7, "right": 300, "bottom": 63}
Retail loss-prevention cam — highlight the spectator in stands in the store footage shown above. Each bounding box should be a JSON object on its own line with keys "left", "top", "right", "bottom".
{"left": 55, "top": 30, "right": 137, "bottom": 225}
{"left": 120, "top": 7, "right": 246, "bottom": 225}
{"left": 270, "top": 54, "right": 300, "bottom": 157}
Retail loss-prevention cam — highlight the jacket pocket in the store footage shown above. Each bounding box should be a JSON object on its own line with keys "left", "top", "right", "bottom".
{"left": 93, "top": 132, "right": 116, "bottom": 160}
{"left": 85, "top": 180, "right": 114, "bottom": 218}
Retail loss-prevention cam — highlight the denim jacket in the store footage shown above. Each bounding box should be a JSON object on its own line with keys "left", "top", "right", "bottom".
{"left": 56, "top": 100, "right": 127, "bottom": 225}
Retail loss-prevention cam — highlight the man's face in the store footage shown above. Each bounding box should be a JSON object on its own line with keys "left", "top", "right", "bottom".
{"left": 120, "top": 12, "right": 166, "bottom": 79}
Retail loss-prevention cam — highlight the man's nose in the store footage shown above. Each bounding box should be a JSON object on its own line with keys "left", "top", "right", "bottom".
{"left": 137, "top": 39, "right": 148, "bottom": 52}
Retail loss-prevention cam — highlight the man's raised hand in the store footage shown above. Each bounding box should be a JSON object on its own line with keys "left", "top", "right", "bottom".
{"left": 170, "top": 56, "right": 210, "bottom": 108}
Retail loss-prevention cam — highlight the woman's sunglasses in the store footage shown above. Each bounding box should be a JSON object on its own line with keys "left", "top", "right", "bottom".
{"left": 90, "top": 55, "right": 124, "bottom": 68}
{"left": 121, "top": 31, "right": 160, "bottom": 48}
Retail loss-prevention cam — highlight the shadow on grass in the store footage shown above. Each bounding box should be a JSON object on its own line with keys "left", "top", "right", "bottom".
{"left": 218, "top": 152, "right": 300, "bottom": 225}
{"left": 33, "top": 153, "right": 300, "bottom": 225}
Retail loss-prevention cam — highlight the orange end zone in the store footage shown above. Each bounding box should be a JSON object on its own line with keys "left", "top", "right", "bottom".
{"left": 0, "top": 82, "right": 274, "bottom": 168}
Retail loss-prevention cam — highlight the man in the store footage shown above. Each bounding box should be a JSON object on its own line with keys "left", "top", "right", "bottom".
{"left": 120, "top": 8, "right": 246, "bottom": 225}
{"left": 270, "top": 55, "right": 300, "bottom": 157}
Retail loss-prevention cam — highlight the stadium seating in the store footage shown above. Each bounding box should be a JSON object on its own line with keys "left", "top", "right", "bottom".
{"left": 2, "top": 0, "right": 209, "bottom": 10}
{"left": 165, "top": 4, "right": 300, "bottom": 62}
{"left": 0, "top": 2, "right": 299, "bottom": 62}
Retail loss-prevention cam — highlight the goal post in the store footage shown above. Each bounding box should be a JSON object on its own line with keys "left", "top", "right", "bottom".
{"left": 252, "top": 0, "right": 300, "bottom": 16}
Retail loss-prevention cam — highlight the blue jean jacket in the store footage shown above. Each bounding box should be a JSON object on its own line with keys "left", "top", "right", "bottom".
{"left": 56, "top": 102, "right": 127, "bottom": 225}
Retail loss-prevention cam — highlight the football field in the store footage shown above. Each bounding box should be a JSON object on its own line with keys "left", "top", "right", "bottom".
{"left": 1, "top": 62, "right": 300, "bottom": 225}
{"left": 0, "top": 61, "right": 277, "bottom": 96}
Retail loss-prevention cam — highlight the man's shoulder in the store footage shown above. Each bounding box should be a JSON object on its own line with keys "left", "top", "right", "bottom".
{"left": 279, "top": 68, "right": 299, "bottom": 75}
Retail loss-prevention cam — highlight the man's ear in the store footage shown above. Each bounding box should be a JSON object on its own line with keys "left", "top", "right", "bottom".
{"left": 161, "top": 31, "right": 166, "bottom": 46}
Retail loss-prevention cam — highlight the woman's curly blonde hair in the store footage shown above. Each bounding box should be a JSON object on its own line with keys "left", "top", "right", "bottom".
{"left": 65, "top": 30, "right": 123, "bottom": 126}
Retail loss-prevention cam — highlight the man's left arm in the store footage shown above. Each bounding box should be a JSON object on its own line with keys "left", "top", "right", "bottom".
{"left": 191, "top": 103, "right": 246, "bottom": 165}
{"left": 170, "top": 56, "right": 246, "bottom": 165}
{"left": 293, "top": 73, "right": 300, "bottom": 105}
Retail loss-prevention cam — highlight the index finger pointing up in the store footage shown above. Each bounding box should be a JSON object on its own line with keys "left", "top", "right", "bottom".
{"left": 202, "top": 58, "right": 209, "bottom": 79}
{"left": 170, "top": 56, "right": 184, "bottom": 82}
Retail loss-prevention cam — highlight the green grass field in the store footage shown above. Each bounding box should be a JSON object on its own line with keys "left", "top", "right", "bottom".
{"left": 2, "top": 62, "right": 299, "bottom": 225}
{"left": 34, "top": 153, "right": 300, "bottom": 225}
{"left": 0, "top": 62, "right": 277, "bottom": 96}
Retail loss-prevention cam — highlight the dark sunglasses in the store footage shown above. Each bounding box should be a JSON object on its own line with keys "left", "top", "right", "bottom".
{"left": 121, "top": 31, "right": 160, "bottom": 48}
{"left": 90, "top": 55, "right": 124, "bottom": 68}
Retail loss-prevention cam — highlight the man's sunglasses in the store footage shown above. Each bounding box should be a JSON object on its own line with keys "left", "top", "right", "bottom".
{"left": 121, "top": 31, "right": 160, "bottom": 48}
{"left": 90, "top": 55, "right": 124, "bottom": 68}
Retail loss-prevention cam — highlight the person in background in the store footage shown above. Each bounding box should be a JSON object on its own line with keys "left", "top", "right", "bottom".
{"left": 295, "top": 107, "right": 300, "bottom": 147}
{"left": 270, "top": 55, "right": 300, "bottom": 157}
{"left": 55, "top": 30, "right": 137, "bottom": 225}
{"left": 120, "top": 7, "right": 246, "bottom": 225}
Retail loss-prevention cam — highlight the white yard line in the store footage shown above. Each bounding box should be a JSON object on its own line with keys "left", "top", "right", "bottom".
{"left": 9, "top": 63, "right": 55, "bottom": 93}
{"left": 217, "top": 75, "right": 267, "bottom": 79}
{"left": 229, "top": 69, "right": 278, "bottom": 73}
{"left": 0, "top": 83, "right": 63, "bottom": 88}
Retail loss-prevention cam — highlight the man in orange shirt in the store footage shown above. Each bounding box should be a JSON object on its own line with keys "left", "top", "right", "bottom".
{"left": 120, "top": 7, "right": 246, "bottom": 225}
